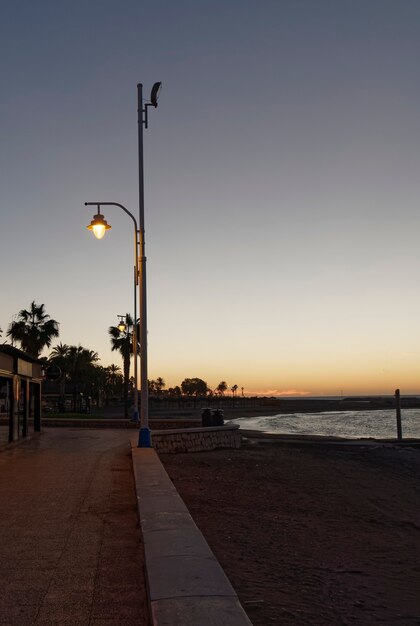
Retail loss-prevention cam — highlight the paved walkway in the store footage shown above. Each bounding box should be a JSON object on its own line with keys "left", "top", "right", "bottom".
{"left": 0, "top": 429, "right": 150, "bottom": 626}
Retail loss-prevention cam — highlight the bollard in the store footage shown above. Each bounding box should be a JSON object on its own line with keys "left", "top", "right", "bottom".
{"left": 395, "top": 388, "right": 402, "bottom": 441}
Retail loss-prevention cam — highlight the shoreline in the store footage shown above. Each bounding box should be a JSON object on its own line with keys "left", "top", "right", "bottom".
{"left": 237, "top": 428, "right": 420, "bottom": 446}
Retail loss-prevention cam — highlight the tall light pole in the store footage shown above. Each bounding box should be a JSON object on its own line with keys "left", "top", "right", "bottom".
{"left": 85, "top": 79, "right": 161, "bottom": 448}
{"left": 137, "top": 81, "right": 161, "bottom": 447}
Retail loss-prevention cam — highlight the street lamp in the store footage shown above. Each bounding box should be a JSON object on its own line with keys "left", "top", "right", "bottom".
{"left": 117, "top": 315, "right": 127, "bottom": 333}
{"left": 86, "top": 202, "right": 140, "bottom": 425}
{"left": 84, "top": 82, "right": 161, "bottom": 448}
{"left": 87, "top": 212, "right": 111, "bottom": 240}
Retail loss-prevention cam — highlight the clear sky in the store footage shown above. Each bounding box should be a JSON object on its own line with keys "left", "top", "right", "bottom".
{"left": 1, "top": 0, "right": 420, "bottom": 396}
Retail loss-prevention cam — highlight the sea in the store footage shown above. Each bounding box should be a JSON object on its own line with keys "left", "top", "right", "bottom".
{"left": 229, "top": 408, "right": 420, "bottom": 439}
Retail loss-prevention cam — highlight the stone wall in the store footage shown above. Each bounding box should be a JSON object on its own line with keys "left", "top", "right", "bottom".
{"left": 152, "top": 424, "right": 241, "bottom": 453}
{"left": 151, "top": 419, "right": 201, "bottom": 430}
{"left": 43, "top": 418, "right": 201, "bottom": 429}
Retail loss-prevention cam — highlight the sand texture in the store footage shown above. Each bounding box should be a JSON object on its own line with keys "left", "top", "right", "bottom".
{"left": 161, "top": 441, "right": 420, "bottom": 625}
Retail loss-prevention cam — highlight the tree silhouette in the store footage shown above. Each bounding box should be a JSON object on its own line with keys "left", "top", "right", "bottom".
{"left": 155, "top": 377, "right": 165, "bottom": 396}
{"left": 7, "top": 301, "right": 59, "bottom": 357}
{"left": 103, "top": 365, "right": 123, "bottom": 403}
{"left": 49, "top": 343, "right": 70, "bottom": 410}
{"left": 216, "top": 381, "right": 228, "bottom": 396}
{"left": 181, "top": 378, "right": 209, "bottom": 397}
{"left": 105, "top": 363, "right": 122, "bottom": 388}
{"left": 148, "top": 377, "right": 166, "bottom": 397}
{"left": 49, "top": 343, "right": 100, "bottom": 411}
{"left": 109, "top": 315, "right": 135, "bottom": 418}
{"left": 231, "top": 384, "right": 238, "bottom": 397}
{"left": 50, "top": 342, "right": 70, "bottom": 361}
{"left": 66, "top": 345, "right": 99, "bottom": 411}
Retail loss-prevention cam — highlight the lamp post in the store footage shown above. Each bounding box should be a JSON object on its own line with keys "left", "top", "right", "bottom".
{"left": 86, "top": 202, "right": 139, "bottom": 425}
{"left": 85, "top": 82, "right": 161, "bottom": 448}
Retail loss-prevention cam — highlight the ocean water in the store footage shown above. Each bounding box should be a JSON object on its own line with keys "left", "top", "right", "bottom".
{"left": 229, "top": 409, "right": 420, "bottom": 439}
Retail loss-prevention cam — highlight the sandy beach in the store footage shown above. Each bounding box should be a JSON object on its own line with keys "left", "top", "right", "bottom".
{"left": 160, "top": 439, "right": 420, "bottom": 625}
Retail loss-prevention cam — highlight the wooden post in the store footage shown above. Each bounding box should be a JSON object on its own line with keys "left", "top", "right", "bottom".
{"left": 395, "top": 388, "right": 402, "bottom": 441}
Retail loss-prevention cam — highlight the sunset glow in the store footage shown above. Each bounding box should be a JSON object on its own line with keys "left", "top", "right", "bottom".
{"left": 1, "top": 2, "right": 420, "bottom": 397}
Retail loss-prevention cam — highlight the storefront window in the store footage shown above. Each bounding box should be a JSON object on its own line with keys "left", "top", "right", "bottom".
{"left": 0, "top": 377, "right": 11, "bottom": 444}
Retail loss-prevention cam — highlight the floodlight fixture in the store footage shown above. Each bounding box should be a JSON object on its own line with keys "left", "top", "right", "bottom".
{"left": 150, "top": 82, "right": 162, "bottom": 107}
{"left": 142, "top": 81, "right": 162, "bottom": 128}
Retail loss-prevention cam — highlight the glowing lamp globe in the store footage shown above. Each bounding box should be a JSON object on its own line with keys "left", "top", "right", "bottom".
{"left": 87, "top": 213, "right": 111, "bottom": 240}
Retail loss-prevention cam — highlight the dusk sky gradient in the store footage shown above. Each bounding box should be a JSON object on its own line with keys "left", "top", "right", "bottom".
{"left": 1, "top": 1, "right": 420, "bottom": 395}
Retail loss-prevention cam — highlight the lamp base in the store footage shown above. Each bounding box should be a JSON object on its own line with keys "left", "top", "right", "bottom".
{"left": 138, "top": 427, "right": 152, "bottom": 448}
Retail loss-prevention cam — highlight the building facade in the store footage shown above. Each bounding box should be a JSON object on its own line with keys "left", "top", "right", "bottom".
{"left": 0, "top": 345, "right": 42, "bottom": 445}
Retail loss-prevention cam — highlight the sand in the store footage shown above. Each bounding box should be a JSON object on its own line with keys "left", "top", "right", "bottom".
{"left": 160, "top": 440, "right": 420, "bottom": 625}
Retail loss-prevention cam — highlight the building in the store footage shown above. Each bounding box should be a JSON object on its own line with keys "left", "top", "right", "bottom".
{"left": 0, "top": 345, "right": 42, "bottom": 445}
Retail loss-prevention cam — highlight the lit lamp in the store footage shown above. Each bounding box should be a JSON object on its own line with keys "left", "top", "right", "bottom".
{"left": 85, "top": 201, "right": 140, "bottom": 427}
{"left": 87, "top": 212, "right": 111, "bottom": 240}
{"left": 117, "top": 316, "right": 127, "bottom": 333}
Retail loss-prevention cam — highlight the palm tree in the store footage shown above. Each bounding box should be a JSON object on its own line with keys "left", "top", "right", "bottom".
{"left": 7, "top": 301, "right": 59, "bottom": 357}
{"left": 48, "top": 343, "right": 100, "bottom": 412}
{"left": 148, "top": 377, "right": 166, "bottom": 397}
{"left": 216, "top": 381, "right": 228, "bottom": 396}
{"left": 155, "top": 377, "right": 166, "bottom": 396}
{"left": 66, "top": 345, "right": 99, "bottom": 377}
{"left": 231, "top": 384, "right": 238, "bottom": 398}
{"left": 104, "top": 364, "right": 123, "bottom": 403}
{"left": 105, "top": 363, "right": 122, "bottom": 386}
{"left": 50, "top": 342, "right": 70, "bottom": 360}
{"left": 49, "top": 343, "right": 70, "bottom": 411}
{"left": 89, "top": 365, "right": 107, "bottom": 408}
{"left": 66, "top": 345, "right": 100, "bottom": 411}
{"left": 109, "top": 315, "right": 135, "bottom": 419}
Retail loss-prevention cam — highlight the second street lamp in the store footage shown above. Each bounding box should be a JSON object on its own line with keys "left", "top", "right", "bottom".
{"left": 117, "top": 314, "right": 137, "bottom": 418}
{"left": 117, "top": 315, "right": 127, "bottom": 333}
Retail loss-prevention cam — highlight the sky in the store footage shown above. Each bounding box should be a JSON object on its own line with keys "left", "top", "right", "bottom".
{"left": 1, "top": 0, "right": 420, "bottom": 396}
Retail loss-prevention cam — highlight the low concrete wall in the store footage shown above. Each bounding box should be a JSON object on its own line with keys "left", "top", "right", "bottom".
{"left": 131, "top": 443, "right": 252, "bottom": 625}
{"left": 152, "top": 419, "right": 201, "bottom": 430}
{"left": 42, "top": 418, "right": 201, "bottom": 429}
{"left": 152, "top": 424, "right": 241, "bottom": 453}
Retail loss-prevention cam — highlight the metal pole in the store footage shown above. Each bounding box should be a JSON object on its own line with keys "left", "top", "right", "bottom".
{"left": 395, "top": 388, "right": 402, "bottom": 441}
{"left": 132, "top": 228, "right": 139, "bottom": 422}
{"left": 137, "top": 83, "right": 151, "bottom": 447}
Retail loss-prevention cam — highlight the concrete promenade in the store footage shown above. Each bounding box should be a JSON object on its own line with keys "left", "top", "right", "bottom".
{"left": 0, "top": 429, "right": 150, "bottom": 625}
{"left": 131, "top": 442, "right": 252, "bottom": 626}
